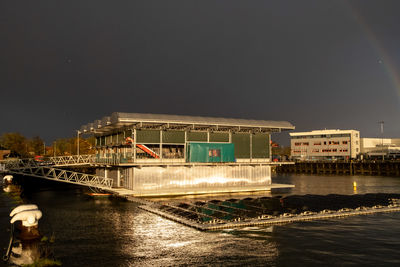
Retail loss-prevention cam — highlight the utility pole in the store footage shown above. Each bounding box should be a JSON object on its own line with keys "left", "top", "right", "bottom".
{"left": 379, "top": 121, "right": 384, "bottom": 161}
{"left": 77, "top": 130, "right": 80, "bottom": 156}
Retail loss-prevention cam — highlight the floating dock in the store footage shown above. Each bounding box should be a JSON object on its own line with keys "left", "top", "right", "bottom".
{"left": 139, "top": 204, "right": 400, "bottom": 231}
{"left": 125, "top": 194, "right": 400, "bottom": 231}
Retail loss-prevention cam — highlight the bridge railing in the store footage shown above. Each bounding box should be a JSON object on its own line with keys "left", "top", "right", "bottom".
{"left": 7, "top": 166, "right": 113, "bottom": 189}
{"left": 46, "top": 154, "right": 96, "bottom": 166}
{"left": 1, "top": 158, "right": 113, "bottom": 189}
{"left": 1, "top": 154, "right": 96, "bottom": 169}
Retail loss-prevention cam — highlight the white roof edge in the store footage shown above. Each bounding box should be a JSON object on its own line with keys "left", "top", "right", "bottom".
{"left": 290, "top": 129, "right": 359, "bottom": 136}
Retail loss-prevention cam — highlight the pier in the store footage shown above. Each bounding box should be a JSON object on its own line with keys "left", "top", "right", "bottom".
{"left": 1, "top": 156, "right": 113, "bottom": 190}
{"left": 276, "top": 161, "right": 400, "bottom": 176}
{"left": 140, "top": 204, "right": 400, "bottom": 231}
{"left": 134, "top": 194, "right": 400, "bottom": 231}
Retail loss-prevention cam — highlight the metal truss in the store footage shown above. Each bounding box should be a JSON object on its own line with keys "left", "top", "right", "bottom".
{"left": 2, "top": 157, "right": 113, "bottom": 189}
{"left": 2, "top": 155, "right": 95, "bottom": 169}
{"left": 46, "top": 154, "right": 96, "bottom": 166}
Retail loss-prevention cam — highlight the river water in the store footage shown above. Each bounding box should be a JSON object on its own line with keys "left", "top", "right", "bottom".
{"left": 1, "top": 174, "right": 400, "bottom": 266}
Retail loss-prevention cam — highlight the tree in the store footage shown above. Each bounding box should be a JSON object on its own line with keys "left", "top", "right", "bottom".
{"left": 79, "top": 136, "right": 96, "bottom": 154}
{"left": 0, "top": 132, "right": 29, "bottom": 157}
{"left": 53, "top": 138, "right": 74, "bottom": 156}
{"left": 30, "top": 136, "right": 45, "bottom": 156}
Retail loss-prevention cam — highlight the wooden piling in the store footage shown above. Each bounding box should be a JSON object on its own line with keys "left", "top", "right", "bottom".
{"left": 277, "top": 161, "right": 400, "bottom": 177}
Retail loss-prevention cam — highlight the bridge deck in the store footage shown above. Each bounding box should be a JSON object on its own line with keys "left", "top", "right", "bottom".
{"left": 1, "top": 158, "right": 113, "bottom": 189}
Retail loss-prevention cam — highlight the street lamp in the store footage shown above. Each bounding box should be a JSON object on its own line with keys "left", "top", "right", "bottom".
{"left": 379, "top": 121, "right": 384, "bottom": 161}
{"left": 53, "top": 141, "right": 56, "bottom": 157}
{"left": 77, "top": 130, "right": 81, "bottom": 156}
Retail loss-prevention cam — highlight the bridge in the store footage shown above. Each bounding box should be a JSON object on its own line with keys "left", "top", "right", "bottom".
{"left": 1, "top": 155, "right": 113, "bottom": 190}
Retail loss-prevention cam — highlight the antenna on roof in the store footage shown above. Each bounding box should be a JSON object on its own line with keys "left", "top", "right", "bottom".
{"left": 378, "top": 121, "right": 384, "bottom": 135}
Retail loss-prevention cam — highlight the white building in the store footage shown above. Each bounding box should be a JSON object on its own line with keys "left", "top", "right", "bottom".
{"left": 290, "top": 129, "right": 360, "bottom": 160}
{"left": 361, "top": 138, "right": 400, "bottom": 159}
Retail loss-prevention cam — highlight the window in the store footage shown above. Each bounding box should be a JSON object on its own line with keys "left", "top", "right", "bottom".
{"left": 342, "top": 141, "right": 348, "bottom": 145}
{"left": 303, "top": 142, "right": 309, "bottom": 146}
{"left": 332, "top": 149, "right": 337, "bottom": 152}
{"left": 314, "top": 142, "right": 321, "bottom": 145}
{"left": 332, "top": 134, "right": 351, "bottom": 138}
{"left": 208, "top": 149, "right": 221, "bottom": 157}
{"left": 295, "top": 142, "right": 301, "bottom": 146}
{"left": 332, "top": 141, "right": 339, "bottom": 145}
{"left": 292, "top": 136, "right": 307, "bottom": 139}
{"left": 312, "top": 149, "right": 319, "bottom": 153}
{"left": 324, "top": 141, "right": 327, "bottom": 145}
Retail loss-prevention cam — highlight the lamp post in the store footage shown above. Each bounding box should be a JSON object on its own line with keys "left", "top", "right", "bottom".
{"left": 77, "top": 130, "right": 81, "bottom": 156}
{"left": 379, "top": 121, "right": 384, "bottom": 161}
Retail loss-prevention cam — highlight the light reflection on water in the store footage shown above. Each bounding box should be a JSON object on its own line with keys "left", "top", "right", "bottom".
{"left": 1, "top": 174, "right": 400, "bottom": 266}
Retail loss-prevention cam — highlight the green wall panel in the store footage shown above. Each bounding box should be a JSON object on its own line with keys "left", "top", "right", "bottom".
{"left": 252, "top": 133, "right": 270, "bottom": 158}
{"left": 232, "top": 133, "right": 250, "bottom": 158}
{"left": 163, "top": 131, "right": 185, "bottom": 144}
{"left": 187, "top": 132, "right": 207, "bottom": 142}
{"left": 187, "top": 142, "right": 235, "bottom": 162}
{"left": 136, "top": 130, "right": 160, "bottom": 143}
{"left": 210, "top": 132, "right": 229, "bottom": 142}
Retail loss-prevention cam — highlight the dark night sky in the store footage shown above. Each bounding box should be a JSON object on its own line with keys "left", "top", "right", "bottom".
{"left": 1, "top": 0, "right": 400, "bottom": 145}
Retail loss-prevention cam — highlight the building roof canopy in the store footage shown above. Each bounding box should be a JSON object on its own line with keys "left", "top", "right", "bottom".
{"left": 80, "top": 112, "right": 295, "bottom": 134}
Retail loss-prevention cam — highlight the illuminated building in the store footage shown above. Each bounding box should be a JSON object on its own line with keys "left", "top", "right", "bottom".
{"left": 80, "top": 112, "right": 294, "bottom": 196}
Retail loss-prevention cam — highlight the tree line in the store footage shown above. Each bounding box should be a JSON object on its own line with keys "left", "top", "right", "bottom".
{"left": 0, "top": 132, "right": 95, "bottom": 158}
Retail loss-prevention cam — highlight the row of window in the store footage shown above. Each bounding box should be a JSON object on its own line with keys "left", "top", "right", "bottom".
{"left": 293, "top": 149, "right": 349, "bottom": 153}
{"left": 294, "top": 140, "right": 349, "bottom": 146}
{"left": 292, "top": 133, "right": 353, "bottom": 139}
{"left": 320, "top": 149, "right": 349, "bottom": 152}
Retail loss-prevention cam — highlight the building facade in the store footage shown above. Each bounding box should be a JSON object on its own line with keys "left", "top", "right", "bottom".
{"left": 361, "top": 138, "right": 400, "bottom": 159}
{"left": 290, "top": 129, "right": 360, "bottom": 160}
{"left": 80, "top": 112, "right": 295, "bottom": 196}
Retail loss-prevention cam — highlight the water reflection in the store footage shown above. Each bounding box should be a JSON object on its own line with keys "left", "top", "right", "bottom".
{"left": 1, "top": 174, "right": 400, "bottom": 266}
{"left": 272, "top": 173, "right": 400, "bottom": 195}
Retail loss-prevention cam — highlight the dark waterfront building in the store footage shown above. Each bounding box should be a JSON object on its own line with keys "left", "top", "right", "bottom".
{"left": 80, "top": 112, "right": 294, "bottom": 196}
